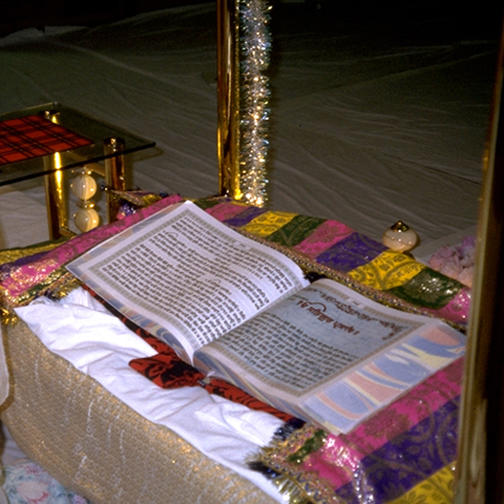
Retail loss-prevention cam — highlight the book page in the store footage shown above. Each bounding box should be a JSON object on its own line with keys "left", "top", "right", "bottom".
{"left": 197, "top": 278, "right": 423, "bottom": 393}
{"left": 67, "top": 201, "right": 308, "bottom": 361}
{"left": 195, "top": 278, "right": 465, "bottom": 432}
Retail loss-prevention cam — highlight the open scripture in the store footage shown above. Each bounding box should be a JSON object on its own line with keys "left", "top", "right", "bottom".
{"left": 67, "top": 201, "right": 465, "bottom": 434}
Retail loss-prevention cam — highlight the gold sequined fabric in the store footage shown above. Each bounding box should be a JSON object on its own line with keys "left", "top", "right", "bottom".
{"left": 0, "top": 241, "right": 61, "bottom": 265}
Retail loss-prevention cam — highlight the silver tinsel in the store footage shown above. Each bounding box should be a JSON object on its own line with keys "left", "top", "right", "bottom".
{"left": 239, "top": 0, "right": 272, "bottom": 207}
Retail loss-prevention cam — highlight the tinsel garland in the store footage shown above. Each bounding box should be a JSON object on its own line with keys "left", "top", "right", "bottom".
{"left": 239, "top": 0, "right": 272, "bottom": 207}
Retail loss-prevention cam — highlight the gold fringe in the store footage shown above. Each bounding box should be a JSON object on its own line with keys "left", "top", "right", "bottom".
{"left": 1, "top": 306, "right": 18, "bottom": 325}
{"left": 0, "top": 240, "right": 62, "bottom": 265}
{"left": 251, "top": 425, "right": 342, "bottom": 504}
{"left": 1, "top": 272, "right": 82, "bottom": 325}
{"left": 272, "top": 474, "right": 317, "bottom": 504}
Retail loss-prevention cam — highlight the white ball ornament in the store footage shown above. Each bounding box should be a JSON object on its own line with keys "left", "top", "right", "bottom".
{"left": 382, "top": 221, "right": 419, "bottom": 253}
{"left": 74, "top": 207, "right": 100, "bottom": 232}
{"left": 70, "top": 171, "right": 97, "bottom": 201}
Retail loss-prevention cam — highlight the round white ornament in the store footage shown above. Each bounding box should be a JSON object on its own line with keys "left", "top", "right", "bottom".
{"left": 74, "top": 207, "right": 100, "bottom": 232}
{"left": 382, "top": 221, "right": 419, "bottom": 253}
{"left": 70, "top": 172, "right": 97, "bottom": 201}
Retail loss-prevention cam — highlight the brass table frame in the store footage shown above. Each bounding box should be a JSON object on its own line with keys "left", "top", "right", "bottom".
{"left": 0, "top": 103, "right": 155, "bottom": 239}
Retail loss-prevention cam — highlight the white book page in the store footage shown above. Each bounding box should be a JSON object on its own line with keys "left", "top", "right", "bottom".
{"left": 198, "top": 278, "right": 427, "bottom": 394}
{"left": 67, "top": 201, "right": 308, "bottom": 362}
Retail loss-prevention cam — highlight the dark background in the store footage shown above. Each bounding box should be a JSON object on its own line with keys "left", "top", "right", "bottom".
{"left": 2, "top": 1, "right": 502, "bottom": 38}
{"left": 1, "top": 0, "right": 211, "bottom": 36}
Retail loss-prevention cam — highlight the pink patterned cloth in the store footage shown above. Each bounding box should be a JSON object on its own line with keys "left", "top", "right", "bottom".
{"left": 428, "top": 236, "right": 475, "bottom": 288}
{"left": 427, "top": 287, "right": 472, "bottom": 324}
{"left": 205, "top": 201, "right": 250, "bottom": 222}
{"left": 293, "top": 219, "right": 354, "bottom": 258}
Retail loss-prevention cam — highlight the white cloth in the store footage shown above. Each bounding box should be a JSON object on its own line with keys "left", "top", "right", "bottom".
{"left": 15, "top": 288, "right": 285, "bottom": 502}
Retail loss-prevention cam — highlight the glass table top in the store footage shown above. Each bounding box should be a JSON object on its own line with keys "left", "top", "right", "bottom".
{"left": 0, "top": 102, "right": 155, "bottom": 186}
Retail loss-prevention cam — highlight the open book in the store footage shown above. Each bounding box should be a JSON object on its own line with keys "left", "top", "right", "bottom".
{"left": 67, "top": 201, "right": 465, "bottom": 434}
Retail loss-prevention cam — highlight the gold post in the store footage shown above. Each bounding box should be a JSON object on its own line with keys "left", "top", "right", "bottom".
{"left": 104, "top": 136, "right": 126, "bottom": 223}
{"left": 217, "top": 0, "right": 242, "bottom": 200}
{"left": 43, "top": 110, "right": 67, "bottom": 240}
{"left": 455, "top": 24, "right": 504, "bottom": 504}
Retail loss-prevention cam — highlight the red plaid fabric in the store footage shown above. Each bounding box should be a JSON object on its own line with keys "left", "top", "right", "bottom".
{"left": 0, "top": 114, "right": 92, "bottom": 165}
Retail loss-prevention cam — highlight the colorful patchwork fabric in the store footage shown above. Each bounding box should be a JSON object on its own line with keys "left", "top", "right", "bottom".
{"left": 197, "top": 199, "right": 467, "bottom": 502}
{"left": 0, "top": 239, "right": 66, "bottom": 323}
{"left": 254, "top": 358, "right": 463, "bottom": 503}
{"left": 0, "top": 114, "right": 92, "bottom": 165}
{"left": 199, "top": 199, "right": 470, "bottom": 327}
{"left": 1, "top": 195, "right": 470, "bottom": 327}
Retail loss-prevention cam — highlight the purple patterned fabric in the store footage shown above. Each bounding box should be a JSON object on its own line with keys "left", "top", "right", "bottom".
{"left": 316, "top": 232, "right": 388, "bottom": 272}
{"left": 223, "top": 206, "right": 267, "bottom": 227}
{"left": 334, "top": 396, "right": 459, "bottom": 502}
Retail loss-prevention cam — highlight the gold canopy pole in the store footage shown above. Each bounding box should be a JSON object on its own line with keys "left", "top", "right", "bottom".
{"left": 43, "top": 110, "right": 68, "bottom": 240}
{"left": 455, "top": 24, "right": 504, "bottom": 504}
{"left": 217, "top": 0, "right": 242, "bottom": 200}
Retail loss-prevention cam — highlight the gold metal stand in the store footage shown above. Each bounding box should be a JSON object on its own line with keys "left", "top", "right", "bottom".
{"left": 455, "top": 23, "right": 504, "bottom": 504}
{"left": 43, "top": 110, "right": 69, "bottom": 240}
{"left": 104, "top": 136, "right": 126, "bottom": 223}
{"left": 44, "top": 156, "right": 68, "bottom": 240}
{"left": 217, "top": 0, "right": 242, "bottom": 200}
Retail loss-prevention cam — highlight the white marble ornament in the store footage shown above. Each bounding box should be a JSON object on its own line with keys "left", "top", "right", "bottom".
{"left": 382, "top": 221, "right": 419, "bottom": 253}
{"left": 74, "top": 207, "right": 100, "bottom": 232}
{"left": 70, "top": 172, "right": 97, "bottom": 201}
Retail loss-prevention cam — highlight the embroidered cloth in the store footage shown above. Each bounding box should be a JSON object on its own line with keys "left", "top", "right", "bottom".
{"left": 252, "top": 359, "right": 462, "bottom": 503}
{"left": 199, "top": 198, "right": 470, "bottom": 327}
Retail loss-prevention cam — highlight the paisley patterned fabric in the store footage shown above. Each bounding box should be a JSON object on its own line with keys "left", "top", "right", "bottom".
{"left": 1, "top": 195, "right": 470, "bottom": 326}
{"left": 205, "top": 199, "right": 470, "bottom": 326}
{"left": 388, "top": 267, "right": 464, "bottom": 310}
{"left": 193, "top": 198, "right": 466, "bottom": 503}
{"left": 242, "top": 210, "right": 297, "bottom": 237}
{"left": 347, "top": 250, "right": 426, "bottom": 291}
{"left": 388, "top": 464, "right": 455, "bottom": 504}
